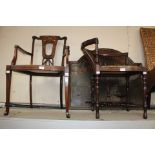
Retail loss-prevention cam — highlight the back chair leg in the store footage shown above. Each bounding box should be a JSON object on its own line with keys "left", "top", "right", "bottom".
{"left": 60, "top": 76, "right": 63, "bottom": 109}
{"left": 91, "top": 77, "right": 95, "bottom": 111}
{"left": 4, "top": 70, "right": 12, "bottom": 115}
{"left": 126, "top": 76, "right": 129, "bottom": 111}
{"left": 29, "top": 75, "right": 33, "bottom": 108}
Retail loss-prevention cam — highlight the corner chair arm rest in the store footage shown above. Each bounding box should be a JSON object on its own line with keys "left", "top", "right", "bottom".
{"left": 81, "top": 38, "right": 99, "bottom": 71}
{"left": 11, "top": 45, "right": 32, "bottom": 65}
{"left": 81, "top": 38, "right": 99, "bottom": 51}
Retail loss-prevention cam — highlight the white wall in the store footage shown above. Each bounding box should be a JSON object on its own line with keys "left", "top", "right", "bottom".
{"left": 0, "top": 26, "right": 154, "bottom": 105}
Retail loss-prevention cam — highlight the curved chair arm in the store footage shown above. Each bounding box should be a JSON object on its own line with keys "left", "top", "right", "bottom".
{"left": 11, "top": 45, "right": 32, "bottom": 65}
{"left": 81, "top": 38, "right": 99, "bottom": 72}
{"left": 81, "top": 38, "right": 99, "bottom": 50}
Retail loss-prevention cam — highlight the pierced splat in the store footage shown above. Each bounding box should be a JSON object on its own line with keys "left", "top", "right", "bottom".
{"left": 40, "top": 36, "right": 58, "bottom": 66}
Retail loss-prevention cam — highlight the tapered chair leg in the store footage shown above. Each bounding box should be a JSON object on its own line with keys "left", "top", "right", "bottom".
{"left": 29, "top": 75, "right": 33, "bottom": 108}
{"left": 65, "top": 72, "right": 70, "bottom": 118}
{"left": 60, "top": 76, "right": 63, "bottom": 109}
{"left": 4, "top": 70, "right": 12, "bottom": 115}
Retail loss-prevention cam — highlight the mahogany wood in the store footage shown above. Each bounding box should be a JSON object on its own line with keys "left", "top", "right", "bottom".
{"left": 4, "top": 35, "right": 70, "bottom": 118}
{"left": 81, "top": 38, "right": 148, "bottom": 119}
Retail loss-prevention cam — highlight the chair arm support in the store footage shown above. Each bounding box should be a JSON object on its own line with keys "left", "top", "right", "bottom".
{"left": 64, "top": 64, "right": 69, "bottom": 77}
{"left": 62, "top": 46, "right": 70, "bottom": 66}
{"left": 11, "top": 45, "right": 32, "bottom": 65}
{"left": 65, "top": 46, "right": 70, "bottom": 64}
{"left": 81, "top": 38, "right": 99, "bottom": 72}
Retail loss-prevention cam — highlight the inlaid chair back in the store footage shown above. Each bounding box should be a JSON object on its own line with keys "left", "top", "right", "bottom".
{"left": 31, "top": 36, "right": 67, "bottom": 66}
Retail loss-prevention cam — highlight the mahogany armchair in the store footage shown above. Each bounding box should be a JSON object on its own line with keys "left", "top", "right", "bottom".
{"left": 4, "top": 35, "right": 70, "bottom": 118}
{"left": 81, "top": 38, "right": 147, "bottom": 119}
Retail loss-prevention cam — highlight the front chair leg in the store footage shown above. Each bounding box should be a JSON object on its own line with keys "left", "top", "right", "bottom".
{"left": 65, "top": 72, "right": 70, "bottom": 118}
{"left": 4, "top": 70, "right": 12, "bottom": 115}
{"left": 95, "top": 74, "right": 100, "bottom": 119}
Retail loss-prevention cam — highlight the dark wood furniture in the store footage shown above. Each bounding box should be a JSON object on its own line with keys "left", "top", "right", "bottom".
{"left": 81, "top": 38, "right": 148, "bottom": 119}
{"left": 69, "top": 56, "right": 144, "bottom": 109}
{"left": 140, "top": 28, "right": 155, "bottom": 108}
{"left": 5, "top": 35, "right": 70, "bottom": 118}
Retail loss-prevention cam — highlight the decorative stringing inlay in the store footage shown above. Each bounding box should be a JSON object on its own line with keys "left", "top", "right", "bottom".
{"left": 96, "top": 71, "right": 100, "bottom": 74}
{"left": 120, "top": 68, "right": 126, "bottom": 71}
{"left": 143, "top": 71, "right": 147, "bottom": 75}
{"left": 39, "top": 66, "right": 45, "bottom": 70}
{"left": 6, "top": 70, "right": 10, "bottom": 74}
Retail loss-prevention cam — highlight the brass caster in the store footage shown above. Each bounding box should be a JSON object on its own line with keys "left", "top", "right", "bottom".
{"left": 4, "top": 111, "right": 9, "bottom": 116}
{"left": 66, "top": 113, "right": 70, "bottom": 118}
